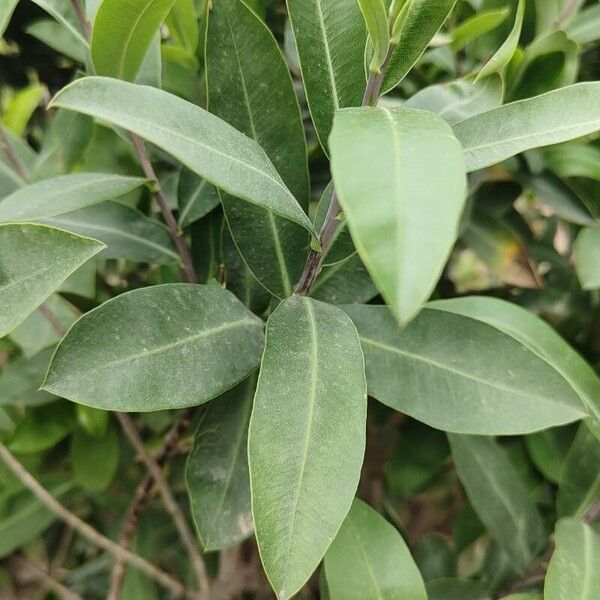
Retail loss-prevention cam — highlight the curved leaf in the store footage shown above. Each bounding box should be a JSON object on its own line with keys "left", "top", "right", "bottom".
{"left": 43, "top": 284, "right": 265, "bottom": 411}
{"left": 0, "top": 224, "right": 104, "bottom": 338}
{"left": 330, "top": 107, "right": 466, "bottom": 324}
{"left": 249, "top": 296, "right": 367, "bottom": 599}
{"left": 575, "top": 227, "right": 600, "bottom": 290}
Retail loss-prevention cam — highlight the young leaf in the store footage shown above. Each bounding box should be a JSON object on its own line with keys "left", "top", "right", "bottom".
{"left": 324, "top": 498, "right": 428, "bottom": 599}
{"left": 476, "top": 0, "right": 524, "bottom": 82}
{"left": 575, "top": 227, "right": 600, "bottom": 290}
{"left": 286, "top": 0, "right": 367, "bottom": 151}
{"left": 448, "top": 435, "right": 546, "bottom": 572}
{"left": 451, "top": 8, "right": 510, "bottom": 51}
{"left": 0, "top": 173, "right": 148, "bottom": 223}
{"left": 357, "top": 0, "right": 390, "bottom": 74}
{"left": 382, "top": 0, "right": 457, "bottom": 94}
{"left": 41, "top": 202, "right": 179, "bottom": 263}
{"left": 557, "top": 423, "right": 600, "bottom": 518}
{"left": 330, "top": 107, "right": 466, "bottom": 324}
{"left": 344, "top": 305, "right": 586, "bottom": 435}
{"left": 91, "top": 0, "right": 177, "bottom": 81}
{"left": 166, "top": 0, "right": 199, "bottom": 54}
{"left": 186, "top": 375, "right": 256, "bottom": 552}
{"left": 453, "top": 82, "right": 600, "bottom": 172}
{"left": 544, "top": 518, "right": 600, "bottom": 600}
{"left": 50, "top": 77, "right": 317, "bottom": 237}
{"left": 206, "top": 0, "right": 309, "bottom": 297}
{"left": 43, "top": 284, "right": 265, "bottom": 411}
{"left": 0, "top": 224, "right": 104, "bottom": 338}
{"left": 249, "top": 296, "right": 367, "bottom": 599}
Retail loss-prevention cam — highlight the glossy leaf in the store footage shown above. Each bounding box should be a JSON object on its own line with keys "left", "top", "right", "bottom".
{"left": 41, "top": 202, "right": 179, "bottom": 263}
{"left": 344, "top": 305, "right": 586, "bottom": 435}
{"left": 557, "top": 423, "right": 600, "bottom": 518}
{"left": 476, "top": 0, "right": 524, "bottom": 82}
{"left": 91, "top": 0, "right": 177, "bottom": 81}
{"left": 404, "top": 75, "right": 503, "bottom": 125}
{"left": 249, "top": 296, "right": 367, "bottom": 599}
{"left": 324, "top": 498, "right": 427, "bottom": 599}
{"left": 286, "top": 0, "right": 367, "bottom": 151}
{"left": 50, "top": 77, "right": 316, "bottom": 236}
{"left": 449, "top": 434, "right": 545, "bottom": 572}
{"left": 0, "top": 224, "right": 104, "bottom": 338}
{"left": 0, "top": 173, "right": 148, "bottom": 222}
{"left": 454, "top": 83, "right": 600, "bottom": 172}
{"left": 382, "top": 0, "right": 457, "bottom": 94}
{"left": 330, "top": 107, "right": 466, "bottom": 324}
{"left": 544, "top": 518, "right": 600, "bottom": 600}
{"left": 43, "top": 284, "right": 265, "bottom": 411}
{"left": 575, "top": 227, "right": 600, "bottom": 290}
{"left": 186, "top": 375, "right": 256, "bottom": 552}
{"left": 206, "top": 0, "right": 309, "bottom": 297}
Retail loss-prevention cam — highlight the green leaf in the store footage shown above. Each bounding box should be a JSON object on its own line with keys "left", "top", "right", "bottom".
{"left": 448, "top": 435, "right": 545, "bottom": 572}
{"left": 525, "top": 427, "right": 574, "bottom": 485}
{"left": 453, "top": 83, "right": 600, "bottom": 172}
{"left": 70, "top": 420, "right": 120, "bottom": 491}
{"left": 0, "top": 347, "right": 56, "bottom": 408}
{"left": 566, "top": 4, "right": 600, "bottom": 45}
{"left": 41, "top": 202, "right": 178, "bottom": 263}
{"left": 382, "top": 0, "right": 457, "bottom": 94}
{"left": 0, "top": 224, "right": 104, "bottom": 338}
{"left": 75, "top": 405, "right": 108, "bottom": 438}
{"left": 91, "top": 0, "right": 177, "bottom": 81}
{"left": 575, "top": 227, "right": 600, "bottom": 290}
{"left": 26, "top": 18, "right": 87, "bottom": 62}
{"left": 428, "top": 296, "right": 600, "bottom": 435}
{"left": 324, "top": 498, "right": 427, "bottom": 599}
{"left": 0, "top": 173, "right": 148, "bottom": 222}
{"left": 0, "top": 0, "right": 19, "bottom": 38}
{"left": 404, "top": 75, "right": 503, "bottom": 125}
{"left": 330, "top": 107, "right": 466, "bottom": 324}
{"left": 544, "top": 518, "right": 600, "bottom": 600}
{"left": 344, "top": 305, "right": 586, "bottom": 435}
{"left": 451, "top": 8, "right": 509, "bottom": 50}
{"left": 43, "top": 284, "right": 265, "bottom": 411}
{"left": 206, "top": 0, "right": 309, "bottom": 298}
{"left": 186, "top": 375, "right": 255, "bottom": 552}
{"left": 1, "top": 83, "right": 47, "bottom": 136}
{"left": 426, "top": 578, "right": 490, "bottom": 600}
{"left": 30, "top": 0, "right": 88, "bottom": 46}
{"left": 50, "top": 77, "right": 316, "bottom": 237}
{"left": 0, "top": 162, "right": 24, "bottom": 200}
{"left": 177, "top": 169, "right": 219, "bottom": 228}
{"left": 501, "top": 595, "right": 541, "bottom": 600}
{"left": 9, "top": 402, "right": 76, "bottom": 453}
{"left": 476, "top": 0, "right": 524, "bottom": 82}
{"left": 543, "top": 143, "right": 600, "bottom": 182}
{"left": 248, "top": 296, "right": 367, "bottom": 599}
{"left": 0, "top": 484, "right": 72, "bottom": 559}
{"left": 357, "top": 0, "right": 389, "bottom": 74}
{"left": 286, "top": 0, "right": 367, "bottom": 152}
{"left": 557, "top": 423, "right": 600, "bottom": 518}
{"left": 166, "top": 0, "right": 199, "bottom": 54}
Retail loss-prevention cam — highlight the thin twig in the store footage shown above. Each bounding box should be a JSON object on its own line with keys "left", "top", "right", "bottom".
{"left": 0, "top": 443, "right": 194, "bottom": 599}
{"left": 108, "top": 406, "right": 197, "bottom": 599}
{"left": 69, "top": 0, "right": 91, "bottom": 38}
{"left": 15, "top": 557, "right": 83, "bottom": 600}
{"left": 39, "top": 303, "right": 69, "bottom": 337}
{"left": 129, "top": 133, "right": 198, "bottom": 283}
{"left": 0, "top": 127, "right": 30, "bottom": 180}
{"left": 116, "top": 413, "right": 208, "bottom": 595}
{"left": 295, "top": 45, "right": 395, "bottom": 295}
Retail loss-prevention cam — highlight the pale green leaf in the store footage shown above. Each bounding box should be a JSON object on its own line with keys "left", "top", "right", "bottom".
{"left": 382, "top": 0, "right": 457, "bottom": 94}
{"left": 453, "top": 83, "right": 600, "bottom": 172}
{"left": 476, "top": 0, "right": 524, "bottom": 81}
{"left": 30, "top": 0, "right": 88, "bottom": 46}
{"left": 357, "top": 0, "right": 389, "bottom": 74}
{"left": 50, "top": 77, "right": 316, "bottom": 236}
{"left": 0, "top": 224, "right": 104, "bottom": 338}
{"left": 575, "top": 227, "right": 600, "bottom": 290}
{"left": 324, "top": 498, "right": 427, "bottom": 599}
{"left": 177, "top": 169, "right": 219, "bottom": 228}
{"left": 286, "top": 0, "right": 367, "bottom": 151}
{"left": 451, "top": 8, "right": 509, "bottom": 50}
{"left": 544, "top": 518, "right": 600, "bottom": 600}
{"left": 344, "top": 305, "right": 586, "bottom": 435}
{"left": 91, "top": 0, "right": 177, "bottom": 81}
{"left": 249, "top": 296, "right": 367, "bottom": 600}
{"left": 0, "top": 173, "right": 148, "bottom": 222}
{"left": 186, "top": 375, "right": 255, "bottom": 552}
{"left": 330, "top": 107, "right": 466, "bottom": 324}
{"left": 26, "top": 18, "right": 87, "bottom": 62}
{"left": 43, "top": 284, "right": 265, "bottom": 411}
{"left": 566, "top": 4, "right": 600, "bottom": 45}
{"left": 1, "top": 0, "right": 20, "bottom": 38}
{"left": 449, "top": 434, "right": 545, "bottom": 572}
